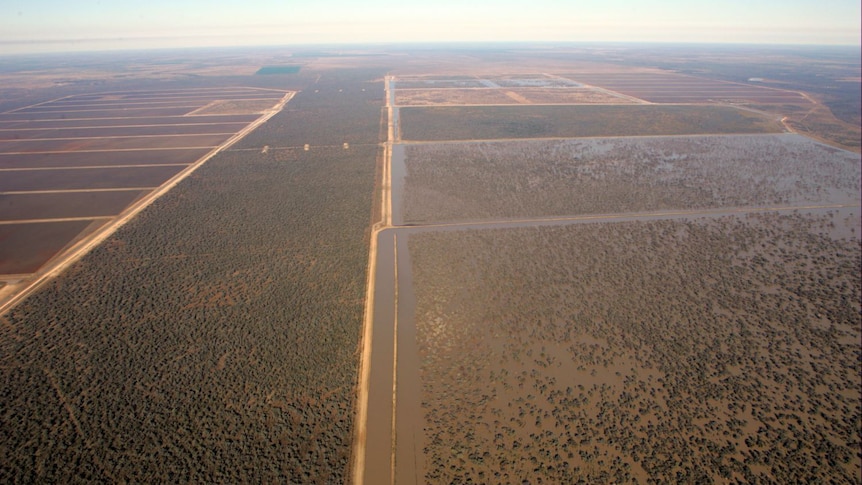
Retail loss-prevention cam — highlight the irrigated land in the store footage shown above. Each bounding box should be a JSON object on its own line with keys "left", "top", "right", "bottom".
{"left": 400, "top": 134, "right": 861, "bottom": 224}
{"left": 408, "top": 213, "right": 860, "bottom": 483}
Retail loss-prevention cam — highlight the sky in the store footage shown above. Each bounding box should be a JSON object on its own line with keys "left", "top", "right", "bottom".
{"left": 2, "top": 0, "right": 860, "bottom": 54}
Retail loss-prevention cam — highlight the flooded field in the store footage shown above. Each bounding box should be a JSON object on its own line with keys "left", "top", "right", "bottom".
{"left": 407, "top": 213, "right": 861, "bottom": 483}
{"left": 401, "top": 134, "right": 861, "bottom": 223}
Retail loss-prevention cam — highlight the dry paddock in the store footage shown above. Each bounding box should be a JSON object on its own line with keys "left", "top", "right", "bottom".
{"left": 0, "top": 87, "right": 285, "bottom": 275}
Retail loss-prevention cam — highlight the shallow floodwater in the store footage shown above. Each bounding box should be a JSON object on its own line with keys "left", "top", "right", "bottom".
{"left": 391, "top": 144, "right": 406, "bottom": 226}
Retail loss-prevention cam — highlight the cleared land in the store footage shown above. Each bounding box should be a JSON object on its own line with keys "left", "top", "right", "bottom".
{"left": 568, "top": 72, "right": 810, "bottom": 104}
{"left": 0, "top": 166, "right": 186, "bottom": 192}
{"left": 0, "top": 190, "right": 147, "bottom": 221}
{"left": 0, "top": 148, "right": 213, "bottom": 169}
{"left": 395, "top": 87, "right": 636, "bottom": 106}
{"left": 401, "top": 134, "right": 860, "bottom": 223}
{"left": 0, "top": 87, "right": 287, "bottom": 289}
{"left": 409, "top": 213, "right": 861, "bottom": 483}
{"left": 0, "top": 220, "right": 96, "bottom": 274}
{"left": 399, "top": 105, "right": 783, "bottom": 141}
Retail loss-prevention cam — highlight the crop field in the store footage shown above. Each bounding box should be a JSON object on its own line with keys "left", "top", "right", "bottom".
{"left": 408, "top": 213, "right": 861, "bottom": 483}
{"left": 568, "top": 72, "right": 811, "bottom": 104}
{"left": 400, "top": 134, "right": 861, "bottom": 223}
{"left": 0, "top": 87, "right": 289, "bottom": 285}
{"left": 398, "top": 105, "right": 783, "bottom": 141}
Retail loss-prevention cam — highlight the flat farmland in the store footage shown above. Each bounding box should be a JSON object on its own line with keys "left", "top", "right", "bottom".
{"left": 0, "top": 148, "right": 213, "bottom": 169}
{"left": 399, "top": 105, "right": 783, "bottom": 141}
{"left": 0, "top": 190, "right": 147, "bottom": 220}
{"left": 0, "top": 134, "right": 232, "bottom": 153}
{"left": 395, "top": 87, "right": 637, "bottom": 106}
{"left": 0, "top": 220, "right": 96, "bottom": 274}
{"left": 0, "top": 166, "right": 185, "bottom": 192}
{"left": 0, "top": 114, "right": 258, "bottom": 130}
{"left": 0, "top": 87, "right": 291, "bottom": 311}
{"left": 399, "top": 135, "right": 861, "bottom": 224}
{"left": 0, "top": 123, "right": 249, "bottom": 139}
{"left": 567, "top": 72, "right": 811, "bottom": 104}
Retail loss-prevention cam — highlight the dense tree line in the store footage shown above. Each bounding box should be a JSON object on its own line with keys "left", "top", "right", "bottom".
{"left": 1, "top": 135, "right": 380, "bottom": 480}
{"left": 409, "top": 212, "right": 861, "bottom": 483}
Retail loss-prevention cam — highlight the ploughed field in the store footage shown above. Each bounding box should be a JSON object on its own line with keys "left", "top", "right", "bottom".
{"left": 0, "top": 87, "right": 286, "bottom": 276}
{"left": 409, "top": 213, "right": 861, "bottom": 483}
{"left": 400, "top": 134, "right": 861, "bottom": 224}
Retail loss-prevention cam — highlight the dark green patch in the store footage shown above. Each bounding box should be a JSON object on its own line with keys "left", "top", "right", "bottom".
{"left": 255, "top": 65, "right": 301, "bottom": 75}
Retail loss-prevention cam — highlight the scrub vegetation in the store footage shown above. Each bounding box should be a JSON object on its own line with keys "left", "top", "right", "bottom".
{"left": 399, "top": 105, "right": 783, "bottom": 141}
{"left": 0, "top": 67, "right": 384, "bottom": 482}
{"left": 409, "top": 213, "right": 861, "bottom": 483}
{"left": 402, "top": 134, "right": 861, "bottom": 223}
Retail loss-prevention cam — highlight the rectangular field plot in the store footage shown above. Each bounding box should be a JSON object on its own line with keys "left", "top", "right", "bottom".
{"left": 0, "top": 107, "right": 199, "bottom": 121}
{"left": 395, "top": 87, "right": 637, "bottom": 106}
{"left": 406, "top": 214, "right": 861, "bottom": 483}
{"left": 0, "top": 134, "right": 230, "bottom": 153}
{"left": 399, "top": 135, "right": 861, "bottom": 223}
{"left": 569, "top": 72, "right": 811, "bottom": 104}
{"left": 399, "top": 105, "right": 783, "bottom": 141}
{"left": 0, "top": 166, "right": 185, "bottom": 192}
{"left": 395, "top": 78, "right": 488, "bottom": 89}
{"left": 0, "top": 87, "right": 288, "bottom": 279}
{"left": 0, "top": 220, "right": 97, "bottom": 274}
{"left": 0, "top": 115, "right": 258, "bottom": 130}
{"left": 0, "top": 123, "right": 248, "bottom": 140}
{"left": 0, "top": 148, "right": 212, "bottom": 169}
{"left": 0, "top": 190, "right": 147, "bottom": 221}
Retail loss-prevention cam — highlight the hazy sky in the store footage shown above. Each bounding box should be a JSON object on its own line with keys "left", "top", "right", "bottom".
{"left": 2, "top": 0, "right": 860, "bottom": 54}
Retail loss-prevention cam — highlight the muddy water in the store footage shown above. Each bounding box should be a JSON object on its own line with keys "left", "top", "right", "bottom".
{"left": 363, "top": 230, "right": 396, "bottom": 485}
{"left": 390, "top": 145, "right": 406, "bottom": 226}
{"left": 394, "top": 233, "right": 423, "bottom": 485}
{"left": 388, "top": 77, "right": 400, "bottom": 141}
{"left": 369, "top": 203, "right": 859, "bottom": 484}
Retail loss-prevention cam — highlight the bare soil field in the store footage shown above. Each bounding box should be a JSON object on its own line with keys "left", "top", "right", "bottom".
{"left": 0, "top": 148, "right": 213, "bottom": 169}
{"left": 0, "top": 166, "right": 186, "bottom": 192}
{"left": 0, "top": 107, "right": 200, "bottom": 121}
{"left": 0, "top": 114, "right": 259, "bottom": 130}
{"left": 186, "top": 99, "right": 282, "bottom": 116}
{"left": 0, "top": 123, "right": 249, "bottom": 140}
{"left": 0, "top": 190, "right": 147, "bottom": 221}
{"left": 399, "top": 105, "right": 783, "bottom": 141}
{"left": 396, "top": 88, "right": 522, "bottom": 106}
{"left": 395, "top": 78, "right": 488, "bottom": 89}
{"left": 408, "top": 212, "right": 861, "bottom": 483}
{"left": 400, "top": 134, "right": 859, "bottom": 223}
{"left": 395, "top": 87, "right": 637, "bottom": 106}
{"left": 0, "top": 134, "right": 231, "bottom": 153}
{"left": 0, "top": 220, "right": 97, "bottom": 274}
{"left": 0, "top": 87, "right": 291, "bottom": 282}
{"left": 568, "top": 72, "right": 810, "bottom": 104}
